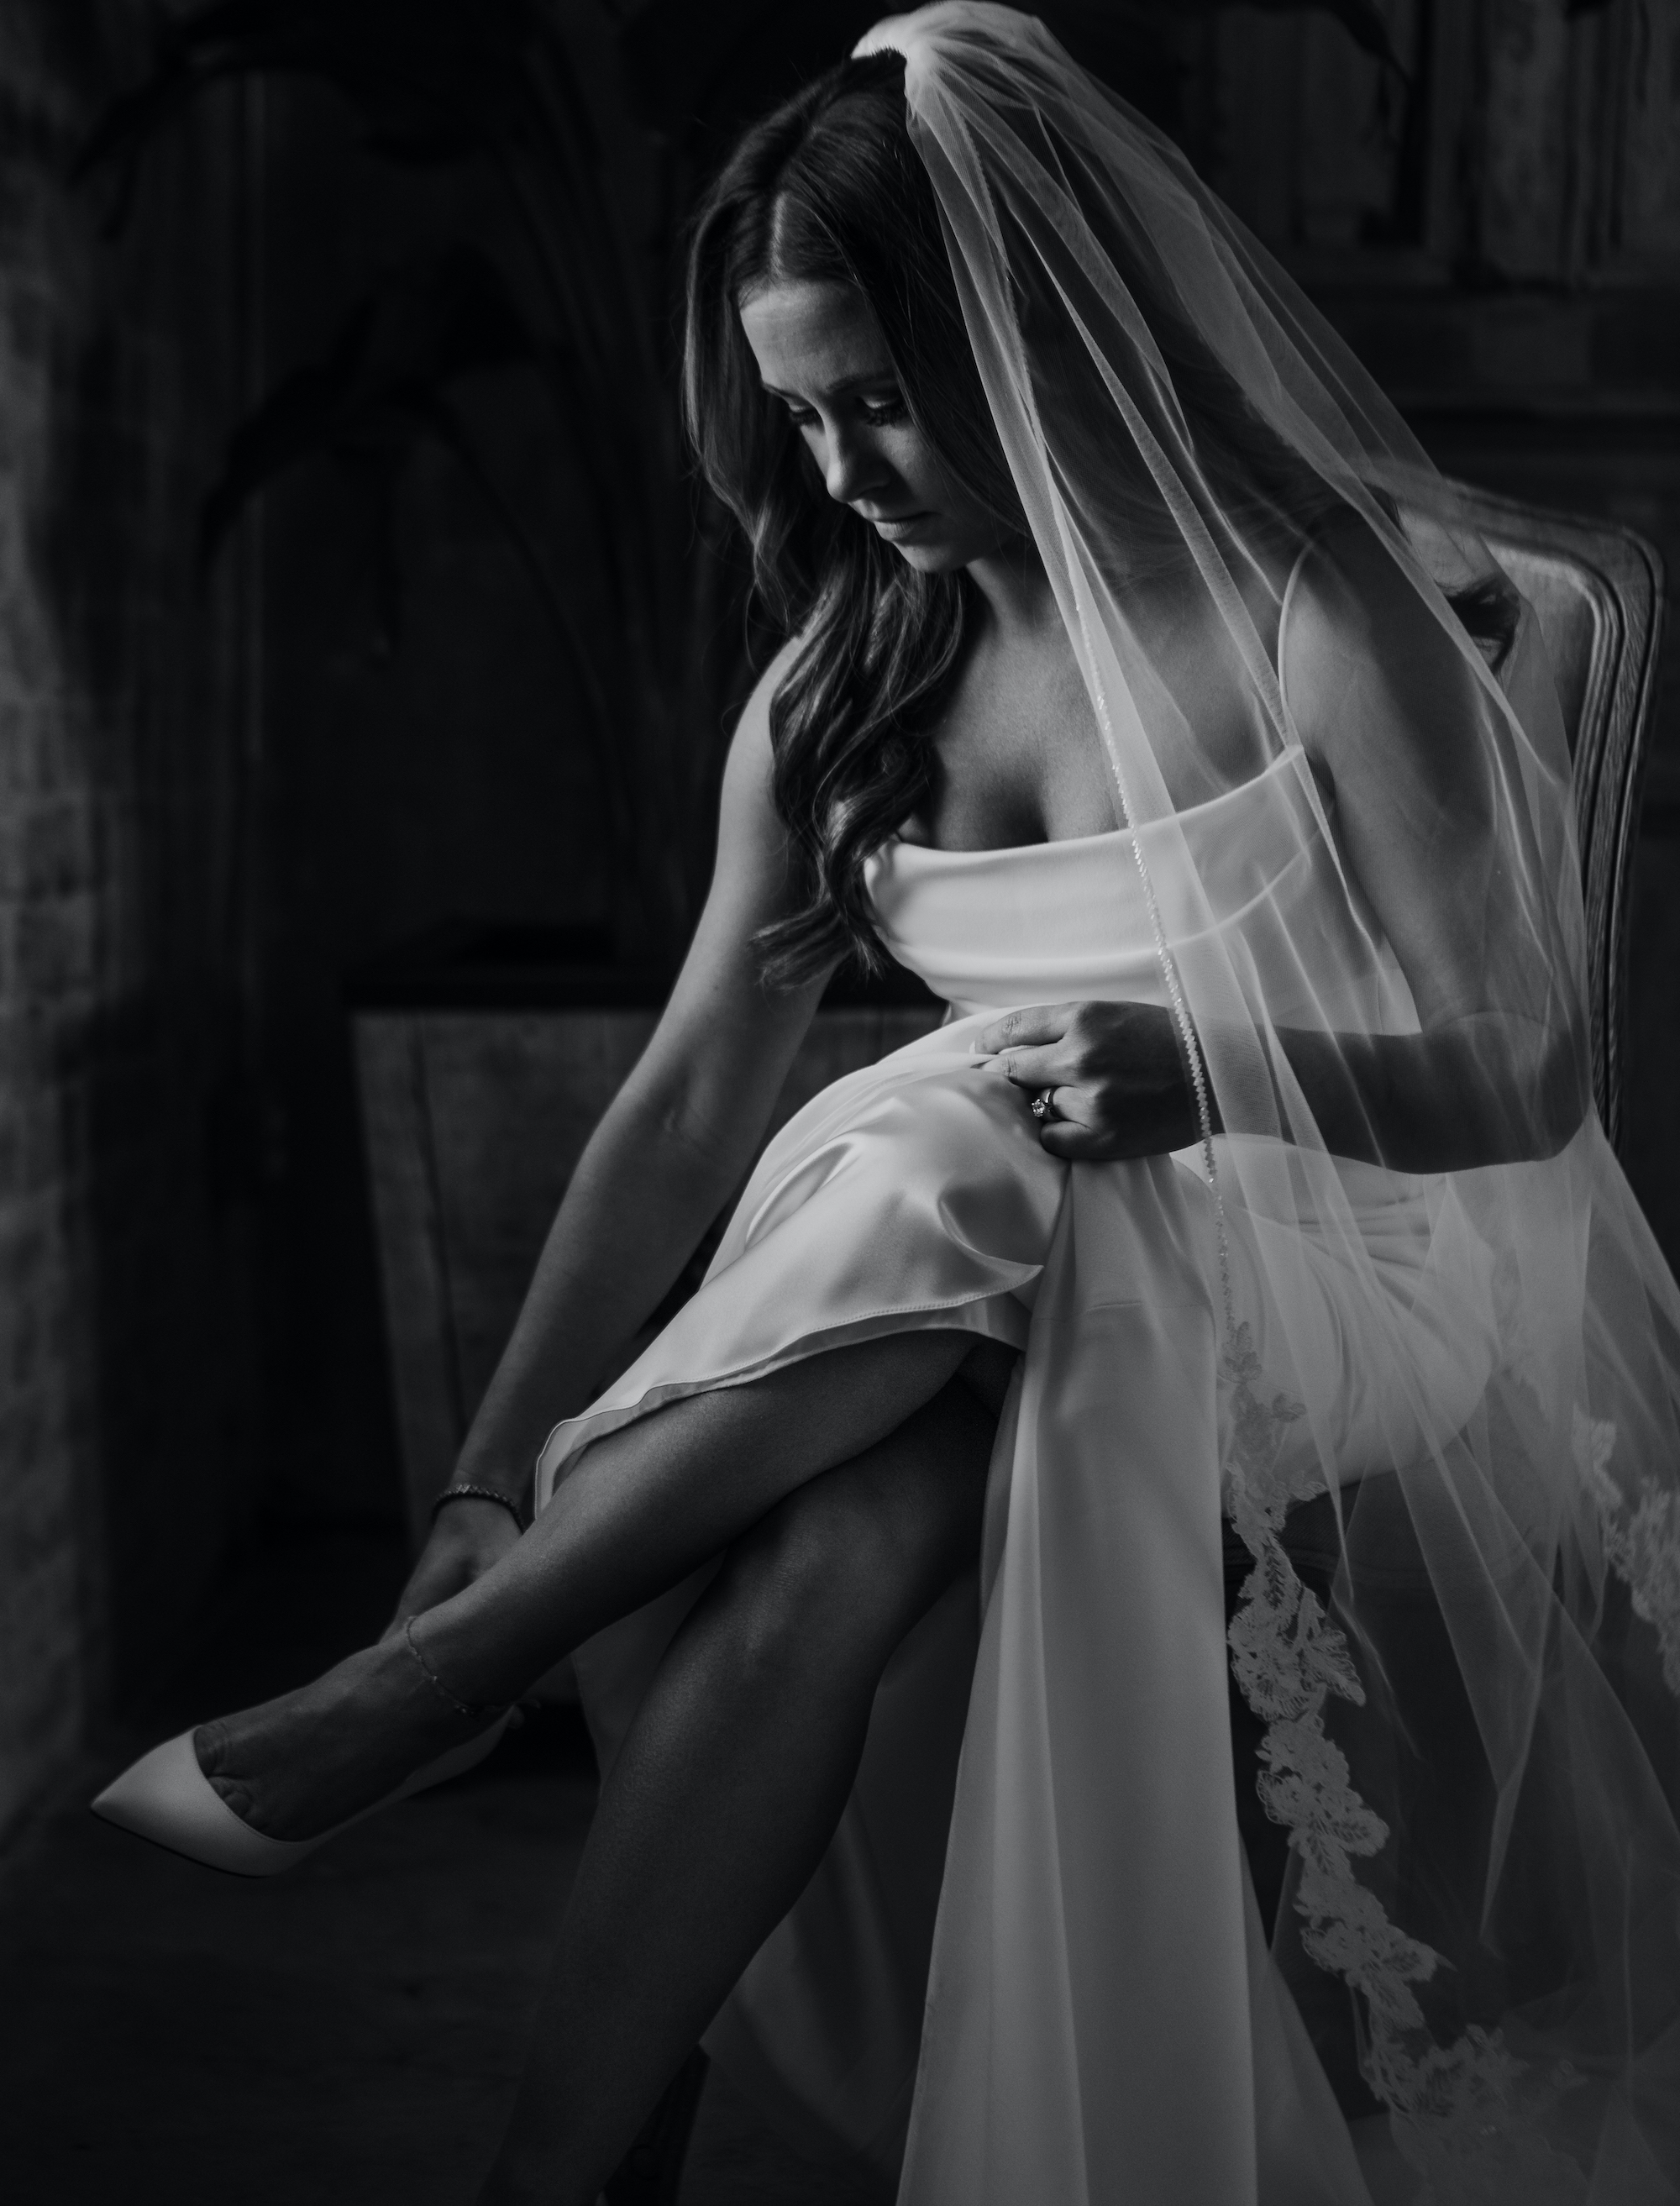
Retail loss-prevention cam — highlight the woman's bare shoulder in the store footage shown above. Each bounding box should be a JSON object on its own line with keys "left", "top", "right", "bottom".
{"left": 1282, "top": 509, "right": 1415, "bottom": 684}
{"left": 1280, "top": 506, "right": 1478, "bottom": 782}
{"left": 719, "top": 629, "right": 806, "bottom": 821}
{"left": 649, "top": 626, "right": 826, "bottom": 1064}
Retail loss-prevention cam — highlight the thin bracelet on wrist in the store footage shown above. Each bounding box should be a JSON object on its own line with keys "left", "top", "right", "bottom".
{"left": 429, "top": 1482, "right": 526, "bottom": 1531}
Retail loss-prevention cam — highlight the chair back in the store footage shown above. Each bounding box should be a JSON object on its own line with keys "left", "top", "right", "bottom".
{"left": 1449, "top": 484, "right": 1666, "bottom": 1150}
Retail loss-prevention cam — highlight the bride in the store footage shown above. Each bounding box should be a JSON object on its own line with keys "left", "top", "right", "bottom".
{"left": 94, "top": 8, "right": 1680, "bottom": 2202}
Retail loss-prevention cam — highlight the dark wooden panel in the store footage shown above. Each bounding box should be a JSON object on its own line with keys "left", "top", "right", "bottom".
{"left": 423, "top": 1011, "right": 664, "bottom": 1455}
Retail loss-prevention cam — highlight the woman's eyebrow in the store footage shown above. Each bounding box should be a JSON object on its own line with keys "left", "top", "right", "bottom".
{"left": 759, "top": 370, "right": 902, "bottom": 402}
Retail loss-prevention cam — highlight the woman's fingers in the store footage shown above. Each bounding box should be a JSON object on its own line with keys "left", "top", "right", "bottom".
{"left": 968, "top": 999, "right": 1192, "bottom": 1158}
{"left": 973, "top": 1003, "right": 1082, "bottom": 1057}
{"left": 1043, "top": 1084, "right": 1098, "bottom": 1127}
{"left": 994, "top": 1043, "right": 1068, "bottom": 1089}
{"left": 1037, "top": 1116, "right": 1108, "bottom": 1159}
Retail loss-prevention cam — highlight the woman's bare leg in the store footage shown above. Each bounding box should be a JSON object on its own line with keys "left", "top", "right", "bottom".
{"left": 197, "top": 1329, "right": 1000, "bottom": 1838}
{"left": 479, "top": 1374, "right": 995, "bottom": 2206}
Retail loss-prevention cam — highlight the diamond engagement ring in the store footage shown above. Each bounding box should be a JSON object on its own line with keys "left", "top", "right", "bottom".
{"left": 1031, "top": 1090, "right": 1056, "bottom": 1122}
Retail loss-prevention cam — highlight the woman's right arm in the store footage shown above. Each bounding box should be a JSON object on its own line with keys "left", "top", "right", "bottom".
{"left": 388, "top": 640, "right": 833, "bottom": 1625}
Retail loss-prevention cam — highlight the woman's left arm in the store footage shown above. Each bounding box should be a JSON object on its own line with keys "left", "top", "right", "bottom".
{"left": 979, "top": 515, "right": 1588, "bottom": 1173}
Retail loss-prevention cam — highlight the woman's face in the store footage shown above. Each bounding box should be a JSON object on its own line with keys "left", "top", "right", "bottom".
{"left": 738, "top": 280, "right": 1005, "bottom": 573}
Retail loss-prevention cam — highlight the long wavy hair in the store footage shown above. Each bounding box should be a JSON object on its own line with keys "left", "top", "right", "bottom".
{"left": 684, "top": 53, "right": 1016, "bottom": 985}
{"left": 684, "top": 54, "right": 1516, "bottom": 986}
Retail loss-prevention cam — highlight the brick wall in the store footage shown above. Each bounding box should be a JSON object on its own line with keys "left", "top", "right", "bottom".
{"left": 0, "top": 4, "right": 257, "bottom": 1843}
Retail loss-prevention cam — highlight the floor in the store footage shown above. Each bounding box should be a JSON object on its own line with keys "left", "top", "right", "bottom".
{"left": 0, "top": 1528, "right": 880, "bottom": 2205}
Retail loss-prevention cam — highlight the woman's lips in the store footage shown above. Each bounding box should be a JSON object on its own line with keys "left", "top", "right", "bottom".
{"left": 869, "top": 510, "right": 932, "bottom": 540}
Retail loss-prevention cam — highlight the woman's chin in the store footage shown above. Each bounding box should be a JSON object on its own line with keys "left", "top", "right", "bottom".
{"left": 879, "top": 516, "right": 1023, "bottom": 575}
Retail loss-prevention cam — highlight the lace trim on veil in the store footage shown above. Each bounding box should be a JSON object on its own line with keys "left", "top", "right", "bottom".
{"left": 1224, "top": 1335, "right": 1587, "bottom": 2199}
{"left": 1578, "top": 1408, "right": 1680, "bottom": 1694}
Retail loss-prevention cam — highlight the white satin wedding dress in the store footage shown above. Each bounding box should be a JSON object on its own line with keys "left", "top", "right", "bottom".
{"left": 531, "top": 596, "right": 1554, "bottom": 2205}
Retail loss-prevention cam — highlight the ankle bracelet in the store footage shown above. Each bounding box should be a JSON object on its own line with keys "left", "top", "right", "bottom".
{"left": 402, "top": 1615, "right": 507, "bottom": 1723}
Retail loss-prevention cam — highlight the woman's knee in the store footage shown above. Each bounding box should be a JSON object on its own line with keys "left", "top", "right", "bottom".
{"left": 717, "top": 1486, "right": 913, "bottom": 1680}
{"left": 717, "top": 1400, "right": 988, "bottom": 1678}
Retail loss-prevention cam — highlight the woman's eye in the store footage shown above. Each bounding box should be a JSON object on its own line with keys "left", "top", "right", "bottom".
{"left": 859, "top": 396, "right": 908, "bottom": 426}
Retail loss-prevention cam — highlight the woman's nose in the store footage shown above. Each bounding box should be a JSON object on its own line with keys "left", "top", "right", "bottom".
{"left": 823, "top": 432, "right": 882, "bottom": 507}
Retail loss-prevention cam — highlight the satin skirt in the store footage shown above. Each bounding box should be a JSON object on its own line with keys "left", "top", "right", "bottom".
{"left": 534, "top": 1013, "right": 1501, "bottom": 2203}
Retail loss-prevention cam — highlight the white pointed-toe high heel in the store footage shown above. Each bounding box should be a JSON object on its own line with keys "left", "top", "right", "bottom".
{"left": 90, "top": 1710, "right": 516, "bottom": 1876}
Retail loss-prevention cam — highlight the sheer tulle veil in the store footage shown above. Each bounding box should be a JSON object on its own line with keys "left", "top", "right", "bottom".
{"left": 848, "top": 8, "right": 1680, "bottom": 2197}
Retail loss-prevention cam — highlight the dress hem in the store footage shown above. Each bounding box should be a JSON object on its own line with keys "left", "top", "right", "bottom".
{"left": 534, "top": 1280, "right": 1036, "bottom": 1512}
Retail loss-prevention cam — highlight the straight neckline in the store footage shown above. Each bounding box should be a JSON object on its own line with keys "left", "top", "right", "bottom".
{"left": 885, "top": 743, "right": 1307, "bottom": 864}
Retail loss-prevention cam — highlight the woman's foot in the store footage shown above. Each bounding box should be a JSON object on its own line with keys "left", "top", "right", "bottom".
{"left": 192, "top": 1630, "right": 498, "bottom": 1841}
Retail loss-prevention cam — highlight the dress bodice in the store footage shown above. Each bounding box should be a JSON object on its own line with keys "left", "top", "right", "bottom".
{"left": 865, "top": 744, "right": 1398, "bottom": 1024}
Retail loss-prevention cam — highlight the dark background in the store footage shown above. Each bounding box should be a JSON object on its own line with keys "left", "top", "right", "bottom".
{"left": 1, "top": 0, "right": 1677, "bottom": 1847}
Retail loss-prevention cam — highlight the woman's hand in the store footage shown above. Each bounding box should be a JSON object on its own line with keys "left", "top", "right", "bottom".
{"left": 381, "top": 1496, "right": 524, "bottom": 1642}
{"left": 974, "top": 1000, "right": 1208, "bottom": 1161}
